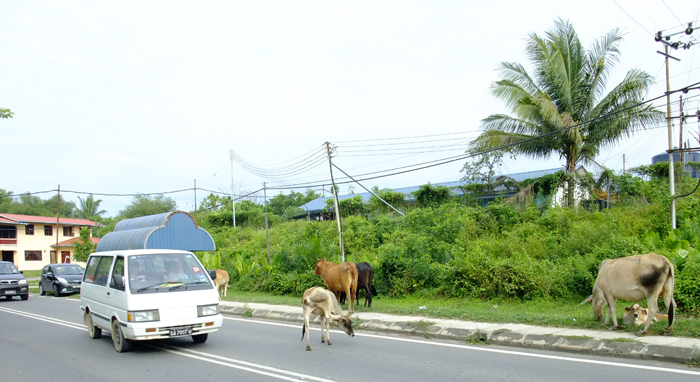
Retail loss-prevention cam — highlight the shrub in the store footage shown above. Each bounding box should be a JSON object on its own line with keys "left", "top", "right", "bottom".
{"left": 675, "top": 258, "right": 700, "bottom": 315}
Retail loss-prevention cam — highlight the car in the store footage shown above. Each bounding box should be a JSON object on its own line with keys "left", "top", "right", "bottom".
{"left": 39, "top": 263, "right": 84, "bottom": 297}
{"left": 0, "top": 261, "right": 29, "bottom": 300}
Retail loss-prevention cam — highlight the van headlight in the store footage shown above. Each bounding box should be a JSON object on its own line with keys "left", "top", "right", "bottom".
{"left": 197, "top": 304, "right": 219, "bottom": 317}
{"left": 127, "top": 310, "right": 160, "bottom": 322}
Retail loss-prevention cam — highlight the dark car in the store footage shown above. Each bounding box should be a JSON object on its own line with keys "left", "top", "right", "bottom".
{"left": 39, "top": 264, "right": 84, "bottom": 297}
{"left": 0, "top": 261, "right": 29, "bottom": 300}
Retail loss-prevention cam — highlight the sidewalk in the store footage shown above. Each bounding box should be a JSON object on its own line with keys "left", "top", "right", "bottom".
{"left": 219, "top": 301, "right": 700, "bottom": 364}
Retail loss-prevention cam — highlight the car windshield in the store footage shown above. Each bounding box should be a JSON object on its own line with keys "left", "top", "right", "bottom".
{"left": 0, "top": 263, "right": 19, "bottom": 274}
{"left": 128, "top": 253, "right": 213, "bottom": 294}
{"left": 54, "top": 265, "right": 84, "bottom": 275}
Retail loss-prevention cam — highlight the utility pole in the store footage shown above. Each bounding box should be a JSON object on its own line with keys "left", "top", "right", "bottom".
{"left": 194, "top": 179, "right": 197, "bottom": 224}
{"left": 229, "top": 150, "right": 236, "bottom": 227}
{"left": 54, "top": 185, "right": 60, "bottom": 264}
{"left": 679, "top": 95, "right": 684, "bottom": 183}
{"left": 326, "top": 142, "right": 345, "bottom": 262}
{"left": 264, "top": 182, "right": 270, "bottom": 266}
{"left": 656, "top": 22, "right": 695, "bottom": 229}
{"left": 622, "top": 154, "right": 626, "bottom": 175}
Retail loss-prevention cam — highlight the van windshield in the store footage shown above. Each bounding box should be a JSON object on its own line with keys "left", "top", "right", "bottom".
{"left": 127, "top": 253, "right": 213, "bottom": 294}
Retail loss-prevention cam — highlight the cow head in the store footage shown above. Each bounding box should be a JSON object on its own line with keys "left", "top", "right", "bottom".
{"left": 581, "top": 290, "right": 606, "bottom": 321}
{"left": 622, "top": 304, "right": 641, "bottom": 325}
{"left": 313, "top": 258, "right": 325, "bottom": 276}
{"left": 333, "top": 315, "right": 355, "bottom": 337}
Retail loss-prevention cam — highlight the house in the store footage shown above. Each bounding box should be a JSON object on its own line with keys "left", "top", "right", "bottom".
{"left": 0, "top": 213, "right": 101, "bottom": 271}
{"left": 297, "top": 167, "right": 569, "bottom": 220}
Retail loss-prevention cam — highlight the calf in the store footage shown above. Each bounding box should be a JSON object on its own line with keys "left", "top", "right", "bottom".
{"left": 301, "top": 286, "right": 354, "bottom": 351}
{"left": 582, "top": 253, "right": 676, "bottom": 335}
{"left": 214, "top": 269, "right": 229, "bottom": 297}
{"left": 622, "top": 303, "right": 668, "bottom": 326}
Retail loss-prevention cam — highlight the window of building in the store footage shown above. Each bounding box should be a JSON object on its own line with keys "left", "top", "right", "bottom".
{"left": 44, "top": 226, "right": 53, "bottom": 236}
{"left": 63, "top": 227, "right": 74, "bottom": 237}
{"left": 25, "top": 225, "right": 34, "bottom": 235}
{"left": 0, "top": 226, "right": 17, "bottom": 239}
{"left": 25, "top": 251, "right": 42, "bottom": 261}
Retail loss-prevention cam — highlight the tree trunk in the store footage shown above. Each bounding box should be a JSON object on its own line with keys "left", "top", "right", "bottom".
{"left": 566, "top": 157, "right": 576, "bottom": 208}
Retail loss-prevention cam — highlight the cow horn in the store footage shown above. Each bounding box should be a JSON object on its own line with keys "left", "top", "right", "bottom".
{"left": 581, "top": 295, "right": 593, "bottom": 304}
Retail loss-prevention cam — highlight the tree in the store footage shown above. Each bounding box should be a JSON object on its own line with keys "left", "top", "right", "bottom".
{"left": 73, "top": 227, "right": 96, "bottom": 262}
{"left": 472, "top": 19, "right": 663, "bottom": 207}
{"left": 0, "top": 108, "right": 13, "bottom": 119}
{"left": 75, "top": 194, "right": 108, "bottom": 221}
{"left": 117, "top": 194, "right": 177, "bottom": 219}
{"left": 413, "top": 184, "right": 451, "bottom": 208}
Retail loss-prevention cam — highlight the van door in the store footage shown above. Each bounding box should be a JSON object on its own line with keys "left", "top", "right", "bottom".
{"left": 82, "top": 255, "right": 115, "bottom": 330}
{"left": 107, "top": 256, "right": 128, "bottom": 324}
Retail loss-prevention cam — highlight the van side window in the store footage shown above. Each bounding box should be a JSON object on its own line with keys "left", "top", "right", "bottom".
{"left": 94, "top": 257, "right": 114, "bottom": 286}
{"left": 83, "top": 256, "right": 101, "bottom": 283}
{"left": 109, "top": 257, "right": 125, "bottom": 291}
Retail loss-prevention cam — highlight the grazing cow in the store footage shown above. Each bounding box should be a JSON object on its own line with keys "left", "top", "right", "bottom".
{"left": 214, "top": 269, "right": 229, "bottom": 297}
{"left": 340, "top": 262, "right": 375, "bottom": 308}
{"left": 301, "top": 286, "right": 354, "bottom": 351}
{"left": 582, "top": 253, "right": 676, "bottom": 335}
{"left": 314, "top": 259, "right": 358, "bottom": 315}
{"left": 622, "top": 303, "right": 668, "bottom": 326}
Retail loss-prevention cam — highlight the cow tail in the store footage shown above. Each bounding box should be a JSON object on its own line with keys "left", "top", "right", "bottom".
{"left": 301, "top": 323, "right": 306, "bottom": 341}
{"left": 665, "top": 261, "right": 676, "bottom": 329}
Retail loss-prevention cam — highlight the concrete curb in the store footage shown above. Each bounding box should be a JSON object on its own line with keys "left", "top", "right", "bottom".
{"left": 219, "top": 301, "right": 700, "bottom": 364}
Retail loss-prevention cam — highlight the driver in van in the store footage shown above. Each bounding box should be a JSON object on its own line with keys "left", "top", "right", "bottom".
{"left": 164, "top": 261, "right": 188, "bottom": 283}
{"left": 129, "top": 259, "right": 146, "bottom": 283}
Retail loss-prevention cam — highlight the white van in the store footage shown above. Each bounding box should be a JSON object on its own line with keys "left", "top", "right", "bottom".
{"left": 79, "top": 249, "right": 224, "bottom": 352}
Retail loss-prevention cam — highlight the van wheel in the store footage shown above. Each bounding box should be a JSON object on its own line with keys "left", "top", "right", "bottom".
{"left": 39, "top": 283, "right": 46, "bottom": 296}
{"left": 111, "top": 320, "right": 131, "bottom": 353}
{"left": 192, "top": 333, "right": 208, "bottom": 344}
{"left": 86, "top": 313, "right": 102, "bottom": 339}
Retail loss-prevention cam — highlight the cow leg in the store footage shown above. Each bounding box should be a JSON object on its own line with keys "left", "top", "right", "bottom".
{"left": 304, "top": 314, "right": 312, "bottom": 351}
{"left": 325, "top": 314, "right": 332, "bottom": 346}
{"left": 639, "top": 294, "right": 660, "bottom": 335}
{"left": 604, "top": 295, "right": 618, "bottom": 330}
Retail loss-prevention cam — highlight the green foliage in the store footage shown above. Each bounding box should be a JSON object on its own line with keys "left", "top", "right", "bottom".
{"left": 412, "top": 183, "right": 451, "bottom": 208}
{"left": 75, "top": 194, "right": 108, "bottom": 221}
{"left": 268, "top": 190, "right": 320, "bottom": 219}
{"left": 0, "top": 108, "right": 13, "bottom": 119}
{"left": 675, "top": 258, "right": 700, "bottom": 315}
{"left": 72, "top": 227, "right": 96, "bottom": 262}
{"left": 117, "top": 194, "right": 177, "bottom": 219}
{"left": 0, "top": 190, "right": 77, "bottom": 217}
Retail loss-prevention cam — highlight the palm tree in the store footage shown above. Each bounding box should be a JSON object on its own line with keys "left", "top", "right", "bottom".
{"left": 76, "top": 194, "right": 108, "bottom": 221}
{"left": 472, "top": 19, "right": 664, "bottom": 207}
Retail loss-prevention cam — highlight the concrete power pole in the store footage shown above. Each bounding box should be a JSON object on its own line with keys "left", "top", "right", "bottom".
{"left": 326, "top": 142, "right": 345, "bottom": 262}
{"left": 229, "top": 150, "right": 236, "bottom": 228}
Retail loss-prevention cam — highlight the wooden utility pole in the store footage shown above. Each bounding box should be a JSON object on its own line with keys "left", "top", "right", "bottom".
{"left": 662, "top": 44, "right": 677, "bottom": 229}
{"left": 264, "top": 183, "right": 270, "bottom": 265}
{"left": 326, "top": 142, "right": 345, "bottom": 262}
{"left": 54, "top": 185, "right": 60, "bottom": 264}
{"left": 679, "top": 96, "right": 685, "bottom": 183}
{"left": 230, "top": 150, "right": 236, "bottom": 228}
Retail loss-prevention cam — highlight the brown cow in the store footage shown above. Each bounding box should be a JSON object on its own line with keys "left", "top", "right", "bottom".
{"left": 582, "top": 253, "right": 676, "bottom": 335}
{"left": 214, "top": 269, "right": 229, "bottom": 297}
{"left": 301, "top": 286, "right": 354, "bottom": 351}
{"left": 339, "top": 262, "right": 374, "bottom": 308}
{"left": 313, "top": 258, "right": 358, "bottom": 315}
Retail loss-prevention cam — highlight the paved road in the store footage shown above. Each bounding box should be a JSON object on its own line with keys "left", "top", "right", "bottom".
{"left": 1, "top": 296, "right": 699, "bottom": 382}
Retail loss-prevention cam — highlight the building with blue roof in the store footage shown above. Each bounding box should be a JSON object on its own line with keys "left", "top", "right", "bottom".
{"left": 297, "top": 167, "right": 566, "bottom": 220}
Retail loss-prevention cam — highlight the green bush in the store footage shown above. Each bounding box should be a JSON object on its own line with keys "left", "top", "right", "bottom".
{"left": 676, "top": 258, "right": 700, "bottom": 315}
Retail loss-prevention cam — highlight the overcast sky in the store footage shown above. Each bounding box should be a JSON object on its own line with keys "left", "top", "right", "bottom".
{"left": 1, "top": 1, "right": 699, "bottom": 217}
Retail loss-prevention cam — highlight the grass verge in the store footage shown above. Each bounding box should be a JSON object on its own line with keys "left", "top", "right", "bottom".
{"left": 221, "top": 289, "right": 700, "bottom": 339}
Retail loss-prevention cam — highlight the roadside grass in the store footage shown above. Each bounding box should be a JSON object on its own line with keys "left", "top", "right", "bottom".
{"left": 22, "top": 270, "right": 41, "bottom": 278}
{"left": 222, "top": 289, "right": 700, "bottom": 339}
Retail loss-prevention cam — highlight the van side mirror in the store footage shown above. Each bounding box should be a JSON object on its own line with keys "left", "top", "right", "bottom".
{"left": 113, "top": 274, "right": 124, "bottom": 288}
{"left": 209, "top": 269, "right": 217, "bottom": 280}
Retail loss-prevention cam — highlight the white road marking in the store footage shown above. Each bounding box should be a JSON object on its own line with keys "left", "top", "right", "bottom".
{"left": 0, "top": 306, "right": 337, "bottom": 382}
{"left": 225, "top": 316, "right": 700, "bottom": 376}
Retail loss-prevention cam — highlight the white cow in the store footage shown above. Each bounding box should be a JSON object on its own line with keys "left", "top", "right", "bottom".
{"left": 582, "top": 253, "right": 676, "bottom": 335}
{"left": 301, "top": 286, "right": 354, "bottom": 351}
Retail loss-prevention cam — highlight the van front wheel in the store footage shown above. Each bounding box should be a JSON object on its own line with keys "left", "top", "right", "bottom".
{"left": 192, "top": 333, "right": 208, "bottom": 344}
{"left": 86, "top": 313, "right": 102, "bottom": 339}
{"left": 111, "top": 320, "right": 132, "bottom": 352}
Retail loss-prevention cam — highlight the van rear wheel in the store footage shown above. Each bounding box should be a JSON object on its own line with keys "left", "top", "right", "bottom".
{"left": 111, "top": 320, "right": 132, "bottom": 352}
{"left": 192, "top": 333, "right": 208, "bottom": 344}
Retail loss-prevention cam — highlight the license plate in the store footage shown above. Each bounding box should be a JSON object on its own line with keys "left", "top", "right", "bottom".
{"left": 168, "top": 328, "right": 193, "bottom": 336}
{"left": 5, "top": 290, "right": 16, "bottom": 295}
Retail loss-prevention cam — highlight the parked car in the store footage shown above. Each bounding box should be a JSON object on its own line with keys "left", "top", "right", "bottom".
{"left": 0, "top": 261, "right": 29, "bottom": 300}
{"left": 39, "top": 264, "right": 84, "bottom": 297}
